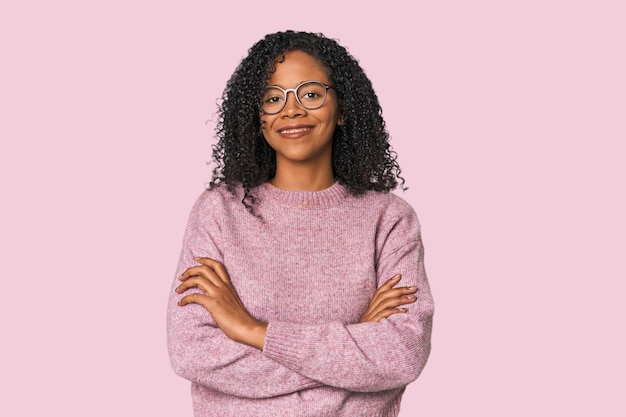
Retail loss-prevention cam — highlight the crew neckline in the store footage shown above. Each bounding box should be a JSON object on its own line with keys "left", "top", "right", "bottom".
{"left": 257, "top": 181, "right": 349, "bottom": 209}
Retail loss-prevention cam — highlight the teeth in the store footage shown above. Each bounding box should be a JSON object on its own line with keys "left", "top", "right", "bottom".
{"left": 281, "top": 127, "right": 310, "bottom": 133}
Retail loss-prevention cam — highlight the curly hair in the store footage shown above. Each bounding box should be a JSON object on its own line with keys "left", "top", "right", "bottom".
{"left": 208, "top": 30, "right": 404, "bottom": 211}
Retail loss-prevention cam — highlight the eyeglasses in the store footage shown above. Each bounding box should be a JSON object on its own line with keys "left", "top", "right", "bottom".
{"left": 261, "top": 80, "right": 333, "bottom": 115}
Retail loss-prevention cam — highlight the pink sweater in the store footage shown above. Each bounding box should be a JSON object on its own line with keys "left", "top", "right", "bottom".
{"left": 167, "top": 182, "right": 434, "bottom": 417}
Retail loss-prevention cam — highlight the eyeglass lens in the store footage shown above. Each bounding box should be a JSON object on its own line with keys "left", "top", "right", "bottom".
{"left": 262, "top": 81, "right": 328, "bottom": 114}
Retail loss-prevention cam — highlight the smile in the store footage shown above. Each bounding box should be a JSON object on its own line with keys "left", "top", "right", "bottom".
{"left": 278, "top": 126, "right": 312, "bottom": 134}
{"left": 277, "top": 125, "right": 314, "bottom": 139}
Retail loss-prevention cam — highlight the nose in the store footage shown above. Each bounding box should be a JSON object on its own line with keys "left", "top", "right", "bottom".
{"left": 281, "top": 90, "right": 305, "bottom": 117}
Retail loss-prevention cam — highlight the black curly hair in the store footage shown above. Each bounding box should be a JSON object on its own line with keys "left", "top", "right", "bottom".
{"left": 208, "top": 30, "right": 404, "bottom": 211}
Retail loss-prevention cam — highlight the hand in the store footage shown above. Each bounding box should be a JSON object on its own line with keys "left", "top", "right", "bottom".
{"left": 176, "top": 257, "right": 267, "bottom": 349}
{"left": 359, "top": 274, "right": 418, "bottom": 323}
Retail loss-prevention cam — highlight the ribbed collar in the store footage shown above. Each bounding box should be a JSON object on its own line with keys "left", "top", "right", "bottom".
{"left": 257, "top": 181, "right": 350, "bottom": 209}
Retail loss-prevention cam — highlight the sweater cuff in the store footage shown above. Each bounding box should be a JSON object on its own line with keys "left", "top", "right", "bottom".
{"left": 262, "top": 322, "right": 310, "bottom": 372}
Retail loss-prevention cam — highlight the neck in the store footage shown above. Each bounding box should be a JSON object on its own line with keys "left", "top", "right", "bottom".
{"left": 271, "top": 161, "right": 334, "bottom": 191}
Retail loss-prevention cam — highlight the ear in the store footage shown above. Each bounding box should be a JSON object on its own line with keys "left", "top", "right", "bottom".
{"left": 337, "top": 115, "right": 345, "bottom": 126}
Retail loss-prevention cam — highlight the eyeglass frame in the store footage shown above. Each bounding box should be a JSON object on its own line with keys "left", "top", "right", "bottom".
{"left": 260, "top": 80, "right": 333, "bottom": 115}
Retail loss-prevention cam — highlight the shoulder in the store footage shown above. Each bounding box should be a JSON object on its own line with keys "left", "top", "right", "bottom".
{"left": 188, "top": 183, "right": 244, "bottom": 221}
{"left": 354, "top": 189, "right": 419, "bottom": 225}
{"left": 182, "top": 184, "right": 247, "bottom": 246}
{"left": 195, "top": 183, "right": 243, "bottom": 208}
{"left": 350, "top": 190, "right": 423, "bottom": 254}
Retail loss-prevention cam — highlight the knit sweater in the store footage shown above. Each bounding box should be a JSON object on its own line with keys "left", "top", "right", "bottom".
{"left": 167, "top": 182, "right": 434, "bottom": 417}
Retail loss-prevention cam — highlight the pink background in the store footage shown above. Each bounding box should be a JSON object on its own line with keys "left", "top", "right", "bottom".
{"left": 1, "top": 1, "right": 624, "bottom": 415}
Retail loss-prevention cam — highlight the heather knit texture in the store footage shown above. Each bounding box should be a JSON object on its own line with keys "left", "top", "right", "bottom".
{"left": 167, "top": 182, "right": 434, "bottom": 417}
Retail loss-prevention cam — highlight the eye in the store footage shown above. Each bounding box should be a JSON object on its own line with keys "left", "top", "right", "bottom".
{"left": 262, "top": 87, "right": 285, "bottom": 105}
{"left": 297, "top": 82, "right": 327, "bottom": 103}
{"left": 263, "top": 95, "right": 283, "bottom": 104}
{"left": 301, "top": 91, "right": 322, "bottom": 100}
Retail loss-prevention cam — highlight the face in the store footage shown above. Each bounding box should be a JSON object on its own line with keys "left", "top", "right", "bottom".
{"left": 260, "top": 50, "right": 342, "bottom": 171}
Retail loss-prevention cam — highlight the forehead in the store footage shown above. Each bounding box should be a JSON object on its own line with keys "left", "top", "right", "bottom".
{"left": 267, "top": 50, "right": 330, "bottom": 87}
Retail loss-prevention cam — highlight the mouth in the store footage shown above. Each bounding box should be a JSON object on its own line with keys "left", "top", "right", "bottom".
{"left": 277, "top": 125, "right": 314, "bottom": 138}
{"left": 278, "top": 125, "right": 313, "bottom": 134}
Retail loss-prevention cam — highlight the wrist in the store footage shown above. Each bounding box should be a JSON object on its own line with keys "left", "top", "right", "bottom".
{"left": 239, "top": 319, "right": 268, "bottom": 350}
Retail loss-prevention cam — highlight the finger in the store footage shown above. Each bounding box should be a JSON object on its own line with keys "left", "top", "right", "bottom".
{"left": 375, "top": 294, "right": 418, "bottom": 311}
{"left": 179, "top": 265, "right": 223, "bottom": 287}
{"left": 179, "top": 257, "right": 221, "bottom": 280}
{"left": 359, "top": 293, "right": 411, "bottom": 323}
{"left": 195, "top": 257, "right": 231, "bottom": 284}
{"left": 380, "top": 274, "right": 402, "bottom": 290}
{"left": 179, "top": 264, "right": 211, "bottom": 280}
{"left": 359, "top": 311, "right": 374, "bottom": 323}
{"left": 369, "top": 286, "right": 417, "bottom": 313}
{"left": 373, "top": 286, "right": 418, "bottom": 304}
{"left": 370, "top": 274, "right": 402, "bottom": 304}
{"left": 177, "top": 292, "right": 210, "bottom": 307}
{"left": 366, "top": 293, "right": 417, "bottom": 321}
{"left": 370, "top": 307, "right": 408, "bottom": 322}
{"left": 175, "top": 276, "right": 217, "bottom": 295}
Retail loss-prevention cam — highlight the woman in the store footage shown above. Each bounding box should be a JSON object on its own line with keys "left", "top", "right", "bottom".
{"left": 167, "top": 30, "right": 434, "bottom": 417}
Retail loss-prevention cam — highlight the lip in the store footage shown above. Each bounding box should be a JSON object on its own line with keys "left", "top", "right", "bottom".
{"left": 277, "top": 124, "right": 314, "bottom": 139}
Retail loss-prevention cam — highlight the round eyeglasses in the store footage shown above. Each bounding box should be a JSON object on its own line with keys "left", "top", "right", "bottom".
{"left": 261, "top": 80, "right": 333, "bottom": 115}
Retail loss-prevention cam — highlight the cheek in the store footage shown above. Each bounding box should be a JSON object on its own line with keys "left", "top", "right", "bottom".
{"left": 323, "top": 110, "right": 341, "bottom": 129}
{"left": 324, "top": 103, "right": 341, "bottom": 125}
{"left": 259, "top": 118, "right": 274, "bottom": 144}
{"left": 259, "top": 114, "right": 273, "bottom": 131}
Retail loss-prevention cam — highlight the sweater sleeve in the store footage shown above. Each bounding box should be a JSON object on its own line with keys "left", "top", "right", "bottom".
{"left": 261, "top": 205, "right": 434, "bottom": 392}
{"left": 167, "top": 194, "right": 323, "bottom": 398}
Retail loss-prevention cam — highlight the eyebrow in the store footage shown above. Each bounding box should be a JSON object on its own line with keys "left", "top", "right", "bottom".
{"left": 267, "top": 80, "right": 326, "bottom": 88}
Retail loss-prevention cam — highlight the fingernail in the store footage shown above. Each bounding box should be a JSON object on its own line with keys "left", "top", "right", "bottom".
{"left": 400, "top": 308, "right": 408, "bottom": 312}
{"left": 407, "top": 286, "right": 417, "bottom": 291}
{"left": 406, "top": 295, "right": 417, "bottom": 300}
{"left": 393, "top": 274, "right": 402, "bottom": 280}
